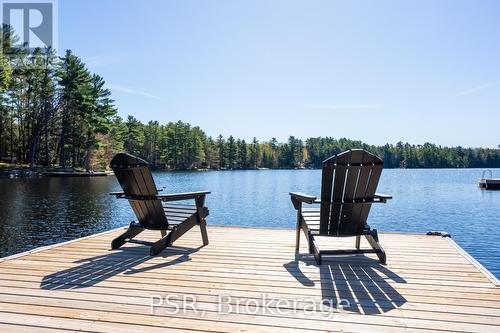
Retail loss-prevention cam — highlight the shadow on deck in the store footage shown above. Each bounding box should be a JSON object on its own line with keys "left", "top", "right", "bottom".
{"left": 40, "top": 245, "right": 202, "bottom": 290}
{"left": 284, "top": 254, "right": 407, "bottom": 315}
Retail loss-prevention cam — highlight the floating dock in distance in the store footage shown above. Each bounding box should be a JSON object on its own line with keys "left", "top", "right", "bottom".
{"left": 41, "top": 171, "right": 114, "bottom": 177}
{"left": 479, "top": 178, "right": 500, "bottom": 190}
{"left": 0, "top": 226, "right": 499, "bottom": 332}
{"left": 479, "top": 170, "right": 500, "bottom": 190}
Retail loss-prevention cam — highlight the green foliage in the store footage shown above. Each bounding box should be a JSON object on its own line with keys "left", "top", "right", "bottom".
{"left": 123, "top": 115, "right": 144, "bottom": 157}
{"left": 0, "top": 53, "right": 11, "bottom": 92}
{"left": 0, "top": 25, "right": 117, "bottom": 169}
{"left": 304, "top": 138, "right": 500, "bottom": 169}
{"left": 112, "top": 128, "right": 499, "bottom": 170}
{"left": 163, "top": 121, "right": 205, "bottom": 169}
{"left": 57, "top": 49, "right": 117, "bottom": 169}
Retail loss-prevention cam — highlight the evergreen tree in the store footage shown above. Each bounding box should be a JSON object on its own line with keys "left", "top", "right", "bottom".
{"left": 123, "top": 115, "right": 144, "bottom": 157}
{"left": 81, "top": 74, "right": 116, "bottom": 170}
{"left": 143, "top": 120, "right": 162, "bottom": 168}
{"left": 250, "top": 137, "right": 260, "bottom": 168}
{"left": 0, "top": 33, "right": 12, "bottom": 159}
{"left": 216, "top": 134, "right": 226, "bottom": 169}
{"left": 227, "top": 135, "right": 237, "bottom": 168}
{"left": 57, "top": 50, "right": 92, "bottom": 167}
{"left": 237, "top": 139, "right": 248, "bottom": 168}
{"left": 204, "top": 136, "right": 219, "bottom": 169}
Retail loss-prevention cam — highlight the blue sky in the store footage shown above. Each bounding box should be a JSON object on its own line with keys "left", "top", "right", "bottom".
{"left": 58, "top": 0, "right": 500, "bottom": 147}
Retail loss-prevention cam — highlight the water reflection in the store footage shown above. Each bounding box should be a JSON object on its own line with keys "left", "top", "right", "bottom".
{"left": 0, "top": 177, "right": 129, "bottom": 255}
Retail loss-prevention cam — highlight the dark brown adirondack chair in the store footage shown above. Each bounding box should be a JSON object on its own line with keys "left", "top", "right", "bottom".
{"left": 290, "top": 149, "right": 392, "bottom": 264}
{"left": 109, "top": 153, "right": 209, "bottom": 255}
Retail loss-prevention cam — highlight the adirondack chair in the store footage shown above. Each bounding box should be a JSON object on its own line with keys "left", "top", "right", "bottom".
{"left": 109, "top": 153, "right": 209, "bottom": 255}
{"left": 290, "top": 149, "right": 392, "bottom": 264}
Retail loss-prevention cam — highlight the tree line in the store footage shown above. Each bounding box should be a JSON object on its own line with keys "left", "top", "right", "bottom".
{"left": 1, "top": 25, "right": 498, "bottom": 171}
{"left": 110, "top": 123, "right": 499, "bottom": 169}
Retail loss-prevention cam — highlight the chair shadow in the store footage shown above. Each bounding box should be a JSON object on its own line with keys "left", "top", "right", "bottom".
{"left": 285, "top": 253, "right": 407, "bottom": 315}
{"left": 40, "top": 245, "right": 202, "bottom": 290}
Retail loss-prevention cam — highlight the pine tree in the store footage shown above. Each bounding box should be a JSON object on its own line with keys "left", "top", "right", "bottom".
{"left": 227, "top": 135, "right": 237, "bottom": 169}
{"left": 0, "top": 29, "right": 12, "bottom": 158}
{"left": 238, "top": 139, "right": 248, "bottom": 168}
{"left": 190, "top": 126, "right": 206, "bottom": 169}
{"left": 57, "top": 50, "right": 92, "bottom": 167}
{"left": 143, "top": 120, "right": 161, "bottom": 168}
{"left": 82, "top": 74, "right": 116, "bottom": 170}
{"left": 123, "top": 115, "right": 144, "bottom": 158}
{"left": 216, "top": 135, "right": 226, "bottom": 169}
{"left": 250, "top": 137, "right": 260, "bottom": 168}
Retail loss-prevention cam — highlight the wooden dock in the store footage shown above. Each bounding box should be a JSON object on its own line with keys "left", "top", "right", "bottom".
{"left": 41, "top": 171, "right": 114, "bottom": 177}
{"left": 479, "top": 170, "right": 500, "bottom": 190}
{"left": 0, "top": 226, "right": 499, "bottom": 332}
{"left": 479, "top": 178, "right": 500, "bottom": 190}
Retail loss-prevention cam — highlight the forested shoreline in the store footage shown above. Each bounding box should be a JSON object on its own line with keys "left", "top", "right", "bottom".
{"left": 0, "top": 25, "right": 499, "bottom": 171}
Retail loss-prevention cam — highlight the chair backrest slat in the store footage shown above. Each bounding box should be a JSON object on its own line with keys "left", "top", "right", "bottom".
{"left": 319, "top": 149, "right": 383, "bottom": 236}
{"left": 346, "top": 152, "right": 372, "bottom": 235}
{"left": 357, "top": 162, "right": 383, "bottom": 233}
{"left": 329, "top": 153, "right": 348, "bottom": 235}
{"left": 320, "top": 164, "right": 334, "bottom": 234}
{"left": 337, "top": 150, "right": 364, "bottom": 235}
{"left": 110, "top": 153, "right": 168, "bottom": 229}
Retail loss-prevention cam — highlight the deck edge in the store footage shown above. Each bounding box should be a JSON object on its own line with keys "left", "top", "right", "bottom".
{"left": 445, "top": 237, "right": 500, "bottom": 287}
{"left": 0, "top": 227, "right": 126, "bottom": 263}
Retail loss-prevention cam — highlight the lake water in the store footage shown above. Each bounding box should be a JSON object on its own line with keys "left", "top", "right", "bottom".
{"left": 1, "top": 169, "right": 499, "bottom": 278}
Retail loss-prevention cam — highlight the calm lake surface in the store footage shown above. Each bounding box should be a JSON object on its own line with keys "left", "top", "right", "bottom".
{"left": 1, "top": 169, "right": 499, "bottom": 277}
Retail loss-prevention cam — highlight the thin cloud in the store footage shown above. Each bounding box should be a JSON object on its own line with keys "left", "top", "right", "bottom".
{"left": 108, "top": 84, "right": 162, "bottom": 100}
{"left": 83, "top": 55, "right": 121, "bottom": 68}
{"left": 456, "top": 81, "right": 500, "bottom": 96}
{"left": 307, "top": 104, "right": 385, "bottom": 110}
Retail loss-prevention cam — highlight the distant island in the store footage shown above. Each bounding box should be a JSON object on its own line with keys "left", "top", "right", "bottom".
{"left": 0, "top": 25, "right": 498, "bottom": 172}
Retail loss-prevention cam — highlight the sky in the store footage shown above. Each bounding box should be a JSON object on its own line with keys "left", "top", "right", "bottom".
{"left": 57, "top": 0, "right": 500, "bottom": 147}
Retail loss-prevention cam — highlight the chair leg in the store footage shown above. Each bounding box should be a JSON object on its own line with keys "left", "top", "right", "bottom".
{"left": 150, "top": 232, "right": 172, "bottom": 255}
{"left": 365, "top": 229, "right": 386, "bottom": 264}
{"left": 199, "top": 219, "right": 209, "bottom": 246}
{"left": 310, "top": 235, "right": 322, "bottom": 265}
{"left": 355, "top": 235, "right": 361, "bottom": 249}
{"left": 111, "top": 222, "right": 144, "bottom": 250}
{"left": 195, "top": 196, "right": 209, "bottom": 246}
{"left": 307, "top": 231, "right": 314, "bottom": 254}
{"left": 150, "top": 217, "right": 199, "bottom": 256}
{"left": 295, "top": 214, "right": 301, "bottom": 251}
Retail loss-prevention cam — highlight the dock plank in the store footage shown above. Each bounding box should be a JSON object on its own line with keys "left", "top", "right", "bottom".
{"left": 0, "top": 226, "right": 499, "bottom": 332}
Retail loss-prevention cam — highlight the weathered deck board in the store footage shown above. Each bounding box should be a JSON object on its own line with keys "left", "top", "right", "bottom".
{"left": 1, "top": 226, "right": 499, "bottom": 332}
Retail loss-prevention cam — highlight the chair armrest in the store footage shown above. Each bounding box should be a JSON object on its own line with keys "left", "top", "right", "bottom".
{"left": 158, "top": 191, "right": 210, "bottom": 202}
{"left": 313, "top": 194, "right": 393, "bottom": 205}
{"left": 290, "top": 192, "right": 317, "bottom": 203}
{"left": 290, "top": 192, "right": 317, "bottom": 209}
{"left": 109, "top": 191, "right": 125, "bottom": 198}
{"left": 374, "top": 193, "right": 392, "bottom": 203}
